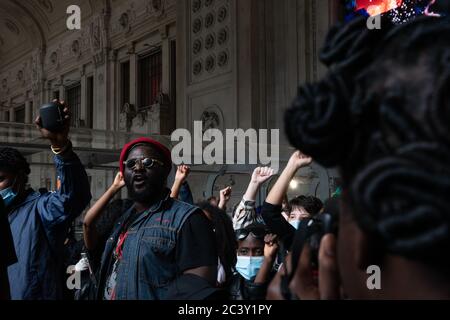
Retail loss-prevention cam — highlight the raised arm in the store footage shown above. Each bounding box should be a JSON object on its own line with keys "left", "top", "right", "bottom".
{"left": 254, "top": 234, "right": 279, "bottom": 284}
{"left": 171, "top": 165, "right": 191, "bottom": 200}
{"left": 35, "top": 100, "right": 92, "bottom": 231}
{"left": 261, "top": 151, "right": 312, "bottom": 249}
{"left": 218, "top": 186, "right": 232, "bottom": 210}
{"left": 233, "top": 167, "right": 275, "bottom": 230}
{"left": 83, "top": 172, "right": 125, "bottom": 250}
{"left": 266, "top": 151, "right": 312, "bottom": 206}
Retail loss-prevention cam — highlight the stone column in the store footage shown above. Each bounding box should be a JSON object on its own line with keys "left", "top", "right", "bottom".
{"left": 25, "top": 100, "right": 31, "bottom": 124}
{"left": 161, "top": 26, "right": 170, "bottom": 95}
{"left": 128, "top": 42, "right": 137, "bottom": 108}
{"left": 108, "top": 50, "right": 118, "bottom": 131}
{"left": 59, "top": 76, "right": 65, "bottom": 101}
{"left": 9, "top": 106, "right": 15, "bottom": 122}
{"left": 80, "top": 67, "right": 87, "bottom": 127}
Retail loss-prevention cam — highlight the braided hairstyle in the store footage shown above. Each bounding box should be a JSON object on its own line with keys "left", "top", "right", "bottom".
{"left": 0, "top": 147, "right": 31, "bottom": 183}
{"left": 285, "top": 15, "right": 450, "bottom": 269}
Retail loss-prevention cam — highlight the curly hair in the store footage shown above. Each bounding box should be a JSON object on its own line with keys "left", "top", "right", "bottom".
{"left": 285, "top": 15, "right": 450, "bottom": 269}
{"left": 0, "top": 147, "right": 31, "bottom": 178}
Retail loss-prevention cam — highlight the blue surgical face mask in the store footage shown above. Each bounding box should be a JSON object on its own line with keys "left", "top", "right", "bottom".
{"left": 289, "top": 220, "right": 301, "bottom": 230}
{"left": 236, "top": 256, "right": 264, "bottom": 281}
{"left": 0, "top": 186, "right": 17, "bottom": 207}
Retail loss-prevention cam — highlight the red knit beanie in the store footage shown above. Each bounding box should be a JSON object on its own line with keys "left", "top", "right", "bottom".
{"left": 119, "top": 137, "right": 172, "bottom": 174}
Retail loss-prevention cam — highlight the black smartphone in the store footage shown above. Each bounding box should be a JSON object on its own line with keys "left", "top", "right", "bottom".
{"left": 39, "top": 102, "right": 65, "bottom": 132}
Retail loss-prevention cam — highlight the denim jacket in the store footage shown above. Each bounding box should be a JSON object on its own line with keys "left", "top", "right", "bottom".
{"left": 97, "top": 190, "right": 199, "bottom": 300}
{"left": 7, "top": 152, "right": 92, "bottom": 300}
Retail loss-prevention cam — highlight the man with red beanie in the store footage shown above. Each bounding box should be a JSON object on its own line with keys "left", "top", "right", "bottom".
{"left": 96, "top": 138, "right": 219, "bottom": 300}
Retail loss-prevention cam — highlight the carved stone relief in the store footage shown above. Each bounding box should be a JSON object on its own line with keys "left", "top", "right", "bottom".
{"left": 190, "top": 0, "right": 231, "bottom": 83}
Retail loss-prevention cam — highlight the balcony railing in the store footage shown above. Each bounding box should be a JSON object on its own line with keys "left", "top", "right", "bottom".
{"left": 0, "top": 122, "right": 172, "bottom": 166}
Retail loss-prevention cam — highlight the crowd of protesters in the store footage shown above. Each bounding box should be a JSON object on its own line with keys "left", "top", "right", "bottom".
{"left": 1, "top": 12, "right": 449, "bottom": 300}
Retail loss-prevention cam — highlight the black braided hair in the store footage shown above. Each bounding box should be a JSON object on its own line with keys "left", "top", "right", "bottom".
{"left": 0, "top": 147, "right": 31, "bottom": 177}
{"left": 285, "top": 15, "right": 394, "bottom": 168}
{"left": 285, "top": 15, "right": 450, "bottom": 269}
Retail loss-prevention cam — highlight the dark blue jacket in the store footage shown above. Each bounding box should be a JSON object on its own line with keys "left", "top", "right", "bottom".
{"left": 179, "top": 181, "right": 194, "bottom": 205}
{"left": 7, "top": 152, "right": 91, "bottom": 300}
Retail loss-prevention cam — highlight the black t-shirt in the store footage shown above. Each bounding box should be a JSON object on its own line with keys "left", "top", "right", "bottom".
{"left": 166, "top": 210, "right": 221, "bottom": 300}
{"left": 176, "top": 210, "right": 217, "bottom": 272}
{"left": 261, "top": 201, "right": 296, "bottom": 249}
{"left": 103, "top": 208, "right": 217, "bottom": 299}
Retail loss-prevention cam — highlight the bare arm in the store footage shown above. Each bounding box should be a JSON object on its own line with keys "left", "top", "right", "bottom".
{"left": 170, "top": 165, "right": 190, "bottom": 199}
{"left": 255, "top": 234, "right": 279, "bottom": 284}
{"left": 218, "top": 186, "right": 232, "bottom": 210}
{"left": 83, "top": 172, "right": 125, "bottom": 251}
{"left": 266, "top": 151, "right": 312, "bottom": 206}
{"left": 233, "top": 167, "right": 275, "bottom": 229}
{"left": 244, "top": 167, "right": 275, "bottom": 202}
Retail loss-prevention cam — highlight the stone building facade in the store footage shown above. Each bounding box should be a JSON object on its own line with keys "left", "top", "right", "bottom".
{"left": 0, "top": 0, "right": 343, "bottom": 232}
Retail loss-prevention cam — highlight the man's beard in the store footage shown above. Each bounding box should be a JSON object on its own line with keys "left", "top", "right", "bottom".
{"left": 126, "top": 180, "right": 162, "bottom": 204}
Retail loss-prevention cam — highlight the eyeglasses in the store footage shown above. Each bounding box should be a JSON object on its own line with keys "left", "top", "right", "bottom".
{"left": 235, "top": 227, "right": 267, "bottom": 241}
{"left": 123, "top": 158, "right": 165, "bottom": 170}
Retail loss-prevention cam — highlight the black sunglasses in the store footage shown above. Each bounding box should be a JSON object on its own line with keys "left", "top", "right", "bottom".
{"left": 123, "top": 158, "right": 165, "bottom": 170}
{"left": 235, "top": 227, "right": 268, "bottom": 241}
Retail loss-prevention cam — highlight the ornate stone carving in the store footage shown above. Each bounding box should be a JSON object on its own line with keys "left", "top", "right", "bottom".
{"left": 218, "top": 51, "right": 228, "bottom": 67}
{"left": 147, "top": 0, "right": 166, "bottom": 19}
{"left": 50, "top": 51, "right": 57, "bottom": 65}
{"left": 17, "top": 70, "right": 23, "bottom": 81}
{"left": 127, "top": 41, "right": 136, "bottom": 54}
{"left": 205, "top": 54, "right": 216, "bottom": 72}
{"left": 38, "top": 0, "right": 53, "bottom": 13}
{"left": 156, "top": 92, "right": 171, "bottom": 107}
{"left": 189, "top": 0, "right": 231, "bottom": 81}
{"left": 90, "top": 18, "right": 102, "bottom": 52}
{"left": 5, "top": 20, "right": 19, "bottom": 35}
{"left": 200, "top": 106, "right": 224, "bottom": 139}
{"left": 193, "top": 18, "right": 202, "bottom": 34}
{"left": 146, "top": 104, "right": 161, "bottom": 133}
{"left": 192, "top": 0, "right": 202, "bottom": 13}
{"left": 217, "top": 28, "right": 228, "bottom": 45}
{"left": 193, "top": 39, "right": 202, "bottom": 55}
{"left": 201, "top": 110, "right": 220, "bottom": 132}
{"left": 193, "top": 60, "right": 203, "bottom": 76}
{"left": 205, "top": 12, "right": 215, "bottom": 28}
{"left": 89, "top": 16, "right": 106, "bottom": 66}
{"left": 119, "top": 12, "right": 130, "bottom": 30}
{"left": 119, "top": 103, "right": 137, "bottom": 132}
{"left": 71, "top": 40, "right": 81, "bottom": 58}
{"left": 31, "top": 48, "right": 43, "bottom": 94}
{"left": 205, "top": 33, "right": 215, "bottom": 50}
{"left": 217, "top": 6, "right": 228, "bottom": 22}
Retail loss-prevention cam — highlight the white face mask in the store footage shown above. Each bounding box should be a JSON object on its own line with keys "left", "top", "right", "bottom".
{"left": 289, "top": 220, "right": 301, "bottom": 230}
{"left": 0, "top": 178, "right": 18, "bottom": 207}
{"left": 235, "top": 256, "right": 265, "bottom": 281}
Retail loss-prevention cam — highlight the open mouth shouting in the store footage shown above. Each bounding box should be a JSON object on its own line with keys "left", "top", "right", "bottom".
{"left": 133, "top": 174, "right": 148, "bottom": 189}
